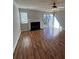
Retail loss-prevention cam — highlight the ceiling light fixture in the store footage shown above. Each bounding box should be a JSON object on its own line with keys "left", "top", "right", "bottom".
{"left": 52, "top": 2, "right": 57, "bottom": 8}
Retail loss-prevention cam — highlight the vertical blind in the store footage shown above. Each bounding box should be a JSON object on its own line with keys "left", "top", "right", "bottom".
{"left": 43, "top": 14, "right": 61, "bottom": 29}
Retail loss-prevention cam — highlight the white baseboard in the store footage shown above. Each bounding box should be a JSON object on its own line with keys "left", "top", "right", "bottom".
{"left": 13, "top": 31, "right": 21, "bottom": 52}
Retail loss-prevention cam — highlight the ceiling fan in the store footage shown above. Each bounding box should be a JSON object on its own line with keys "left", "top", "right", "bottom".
{"left": 50, "top": 0, "right": 64, "bottom": 12}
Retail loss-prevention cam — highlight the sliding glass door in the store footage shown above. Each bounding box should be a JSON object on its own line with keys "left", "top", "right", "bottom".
{"left": 43, "top": 13, "right": 61, "bottom": 29}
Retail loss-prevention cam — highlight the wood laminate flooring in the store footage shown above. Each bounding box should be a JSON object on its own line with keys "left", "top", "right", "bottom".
{"left": 13, "top": 28, "right": 65, "bottom": 59}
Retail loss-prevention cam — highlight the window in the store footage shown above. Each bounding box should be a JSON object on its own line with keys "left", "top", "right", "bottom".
{"left": 54, "top": 17, "right": 60, "bottom": 28}
{"left": 43, "top": 14, "right": 53, "bottom": 26}
{"left": 43, "top": 13, "right": 62, "bottom": 29}
{"left": 20, "top": 12, "right": 28, "bottom": 24}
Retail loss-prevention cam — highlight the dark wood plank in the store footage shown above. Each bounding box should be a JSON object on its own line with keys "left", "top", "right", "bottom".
{"left": 13, "top": 28, "right": 65, "bottom": 59}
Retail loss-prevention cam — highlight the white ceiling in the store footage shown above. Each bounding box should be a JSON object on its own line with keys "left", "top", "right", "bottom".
{"left": 14, "top": 0, "right": 64, "bottom": 12}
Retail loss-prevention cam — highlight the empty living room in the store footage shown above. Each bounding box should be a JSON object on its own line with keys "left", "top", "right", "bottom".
{"left": 13, "top": 0, "right": 65, "bottom": 59}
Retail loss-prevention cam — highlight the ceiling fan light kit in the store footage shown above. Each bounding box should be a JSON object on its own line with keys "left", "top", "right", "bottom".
{"left": 52, "top": 5, "right": 57, "bottom": 8}
{"left": 52, "top": 2, "right": 57, "bottom": 8}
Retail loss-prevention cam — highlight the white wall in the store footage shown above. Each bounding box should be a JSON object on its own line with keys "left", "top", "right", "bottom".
{"left": 13, "top": 3, "right": 21, "bottom": 51}
{"left": 19, "top": 9, "right": 43, "bottom": 31}
{"left": 19, "top": 8, "right": 65, "bottom": 31}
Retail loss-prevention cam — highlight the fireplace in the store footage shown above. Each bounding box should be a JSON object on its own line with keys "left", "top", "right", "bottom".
{"left": 31, "top": 22, "right": 40, "bottom": 31}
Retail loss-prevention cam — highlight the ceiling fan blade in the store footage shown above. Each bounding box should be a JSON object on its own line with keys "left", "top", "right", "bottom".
{"left": 52, "top": 7, "right": 64, "bottom": 12}
{"left": 58, "top": 6, "right": 64, "bottom": 8}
